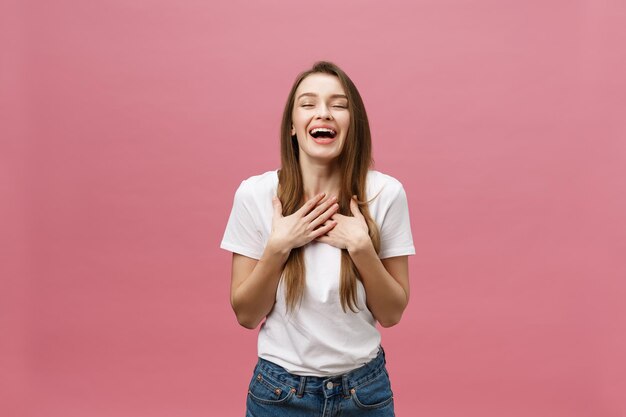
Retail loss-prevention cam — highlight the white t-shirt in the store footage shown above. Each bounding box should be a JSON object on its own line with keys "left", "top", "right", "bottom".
{"left": 220, "top": 169, "right": 415, "bottom": 376}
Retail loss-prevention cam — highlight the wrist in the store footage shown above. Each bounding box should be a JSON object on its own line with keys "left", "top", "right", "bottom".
{"left": 347, "top": 234, "right": 372, "bottom": 254}
{"left": 265, "top": 236, "right": 292, "bottom": 259}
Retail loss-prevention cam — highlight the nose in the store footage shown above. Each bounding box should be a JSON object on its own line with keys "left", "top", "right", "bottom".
{"left": 316, "top": 104, "right": 333, "bottom": 120}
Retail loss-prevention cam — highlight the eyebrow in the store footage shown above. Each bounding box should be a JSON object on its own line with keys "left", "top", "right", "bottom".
{"left": 297, "top": 92, "right": 348, "bottom": 100}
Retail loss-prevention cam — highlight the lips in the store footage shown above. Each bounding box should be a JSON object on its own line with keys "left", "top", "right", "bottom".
{"left": 311, "top": 135, "right": 336, "bottom": 145}
{"left": 308, "top": 125, "right": 337, "bottom": 139}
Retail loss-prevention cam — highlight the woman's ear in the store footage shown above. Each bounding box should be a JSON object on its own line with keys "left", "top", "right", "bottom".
{"left": 291, "top": 125, "right": 295, "bottom": 136}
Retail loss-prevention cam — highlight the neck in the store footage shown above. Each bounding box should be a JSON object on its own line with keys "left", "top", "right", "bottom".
{"left": 299, "top": 159, "right": 341, "bottom": 200}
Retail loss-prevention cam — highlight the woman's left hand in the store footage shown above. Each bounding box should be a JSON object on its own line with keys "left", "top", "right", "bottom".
{"left": 315, "top": 196, "right": 371, "bottom": 252}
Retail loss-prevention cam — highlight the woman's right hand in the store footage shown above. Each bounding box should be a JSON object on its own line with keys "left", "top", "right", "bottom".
{"left": 269, "top": 193, "right": 339, "bottom": 251}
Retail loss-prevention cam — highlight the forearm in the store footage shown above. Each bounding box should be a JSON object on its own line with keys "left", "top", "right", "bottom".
{"left": 348, "top": 239, "right": 408, "bottom": 327}
{"left": 231, "top": 240, "right": 290, "bottom": 328}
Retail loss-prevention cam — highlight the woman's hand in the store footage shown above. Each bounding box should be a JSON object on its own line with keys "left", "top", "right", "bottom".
{"left": 315, "top": 196, "right": 371, "bottom": 252}
{"left": 269, "top": 193, "right": 340, "bottom": 251}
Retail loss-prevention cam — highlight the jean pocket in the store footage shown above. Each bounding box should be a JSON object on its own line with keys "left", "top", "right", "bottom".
{"left": 247, "top": 369, "right": 296, "bottom": 405}
{"left": 350, "top": 369, "right": 394, "bottom": 410}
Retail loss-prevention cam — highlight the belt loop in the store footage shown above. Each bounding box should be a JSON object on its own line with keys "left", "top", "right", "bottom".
{"left": 342, "top": 373, "right": 351, "bottom": 397}
{"left": 297, "top": 376, "right": 306, "bottom": 397}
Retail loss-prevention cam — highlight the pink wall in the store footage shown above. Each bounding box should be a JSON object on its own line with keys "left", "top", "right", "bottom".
{"left": 2, "top": 0, "right": 625, "bottom": 416}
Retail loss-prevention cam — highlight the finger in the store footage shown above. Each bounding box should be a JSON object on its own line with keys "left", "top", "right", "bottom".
{"left": 318, "top": 221, "right": 336, "bottom": 238}
{"left": 311, "top": 220, "right": 336, "bottom": 239}
{"left": 272, "top": 195, "right": 283, "bottom": 218}
{"left": 304, "top": 196, "right": 338, "bottom": 223}
{"left": 315, "top": 235, "right": 329, "bottom": 244}
{"left": 308, "top": 201, "right": 339, "bottom": 229}
{"left": 350, "top": 196, "right": 363, "bottom": 218}
{"left": 296, "top": 193, "right": 326, "bottom": 216}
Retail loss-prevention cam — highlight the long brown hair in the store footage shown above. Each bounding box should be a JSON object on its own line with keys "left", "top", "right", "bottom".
{"left": 277, "top": 61, "right": 381, "bottom": 314}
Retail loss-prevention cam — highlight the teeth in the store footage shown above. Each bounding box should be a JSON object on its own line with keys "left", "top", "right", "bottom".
{"left": 309, "top": 128, "right": 336, "bottom": 135}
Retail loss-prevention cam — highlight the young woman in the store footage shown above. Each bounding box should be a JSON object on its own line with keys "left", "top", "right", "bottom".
{"left": 220, "top": 61, "right": 415, "bottom": 417}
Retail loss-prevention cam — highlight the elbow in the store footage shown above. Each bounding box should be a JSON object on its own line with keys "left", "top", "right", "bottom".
{"left": 235, "top": 312, "right": 260, "bottom": 329}
{"left": 231, "top": 295, "right": 259, "bottom": 329}
{"left": 378, "top": 314, "right": 402, "bottom": 328}
{"left": 238, "top": 317, "right": 259, "bottom": 329}
{"left": 377, "top": 299, "right": 408, "bottom": 328}
{"left": 232, "top": 306, "right": 262, "bottom": 329}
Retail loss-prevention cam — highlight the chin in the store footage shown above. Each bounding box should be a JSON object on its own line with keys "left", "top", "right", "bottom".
{"left": 302, "top": 151, "right": 342, "bottom": 163}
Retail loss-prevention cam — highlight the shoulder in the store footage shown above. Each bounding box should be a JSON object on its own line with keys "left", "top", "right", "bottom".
{"left": 367, "top": 170, "right": 406, "bottom": 202}
{"left": 235, "top": 169, "right": 279, "bottom": 200}
{"left": 367, "top": 170, "right": 404, "bottom": 188}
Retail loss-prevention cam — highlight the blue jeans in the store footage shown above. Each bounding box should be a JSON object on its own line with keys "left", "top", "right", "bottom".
{"left": 246, "top": 345, "right": 395, "bottom": 417}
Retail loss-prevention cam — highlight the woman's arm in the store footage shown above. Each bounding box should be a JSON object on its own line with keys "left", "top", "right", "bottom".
{"left": 348, "top": 239, "right": 410, "bottom": 327}
{"left": 314, "top": 196, "right": 411, "bottom": 327}
{"left": 230, "top": 193, "right": 339, "bottom": 329}
{"left": 230, "top": 241, "right": 290, "bottom": 329}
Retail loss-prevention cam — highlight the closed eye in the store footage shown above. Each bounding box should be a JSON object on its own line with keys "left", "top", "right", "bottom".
{"left": 300, "top": 103, "right": 346, "bottom": 109}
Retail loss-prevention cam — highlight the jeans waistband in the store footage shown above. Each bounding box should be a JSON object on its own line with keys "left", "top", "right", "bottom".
{"left": 254, "top": 345, "right": 388, "bottom": 398}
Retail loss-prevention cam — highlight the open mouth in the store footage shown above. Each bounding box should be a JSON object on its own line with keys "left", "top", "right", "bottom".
{"left": 308, "top": 127, "right": 337, "bottom": 139}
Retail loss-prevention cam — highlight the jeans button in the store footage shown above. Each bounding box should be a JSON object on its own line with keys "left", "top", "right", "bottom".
{"left": 326, "top": 381, "right": 333, "bottom": 389}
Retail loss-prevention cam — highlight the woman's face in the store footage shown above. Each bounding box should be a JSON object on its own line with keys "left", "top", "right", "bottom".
{"left": 291, "top": 73, "right": 350, "bottom": 164}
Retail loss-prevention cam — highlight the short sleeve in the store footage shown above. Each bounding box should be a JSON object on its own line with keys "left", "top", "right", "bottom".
{"left": 377, "top": 185, "right": 416, "bottom": 259}
{"left": 219, "top": 180, "right": 265, "bottom": 260}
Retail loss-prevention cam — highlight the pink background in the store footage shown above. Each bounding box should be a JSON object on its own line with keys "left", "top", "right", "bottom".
{"left": 2, "top": 0, "right": 625, "bottom": 416}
